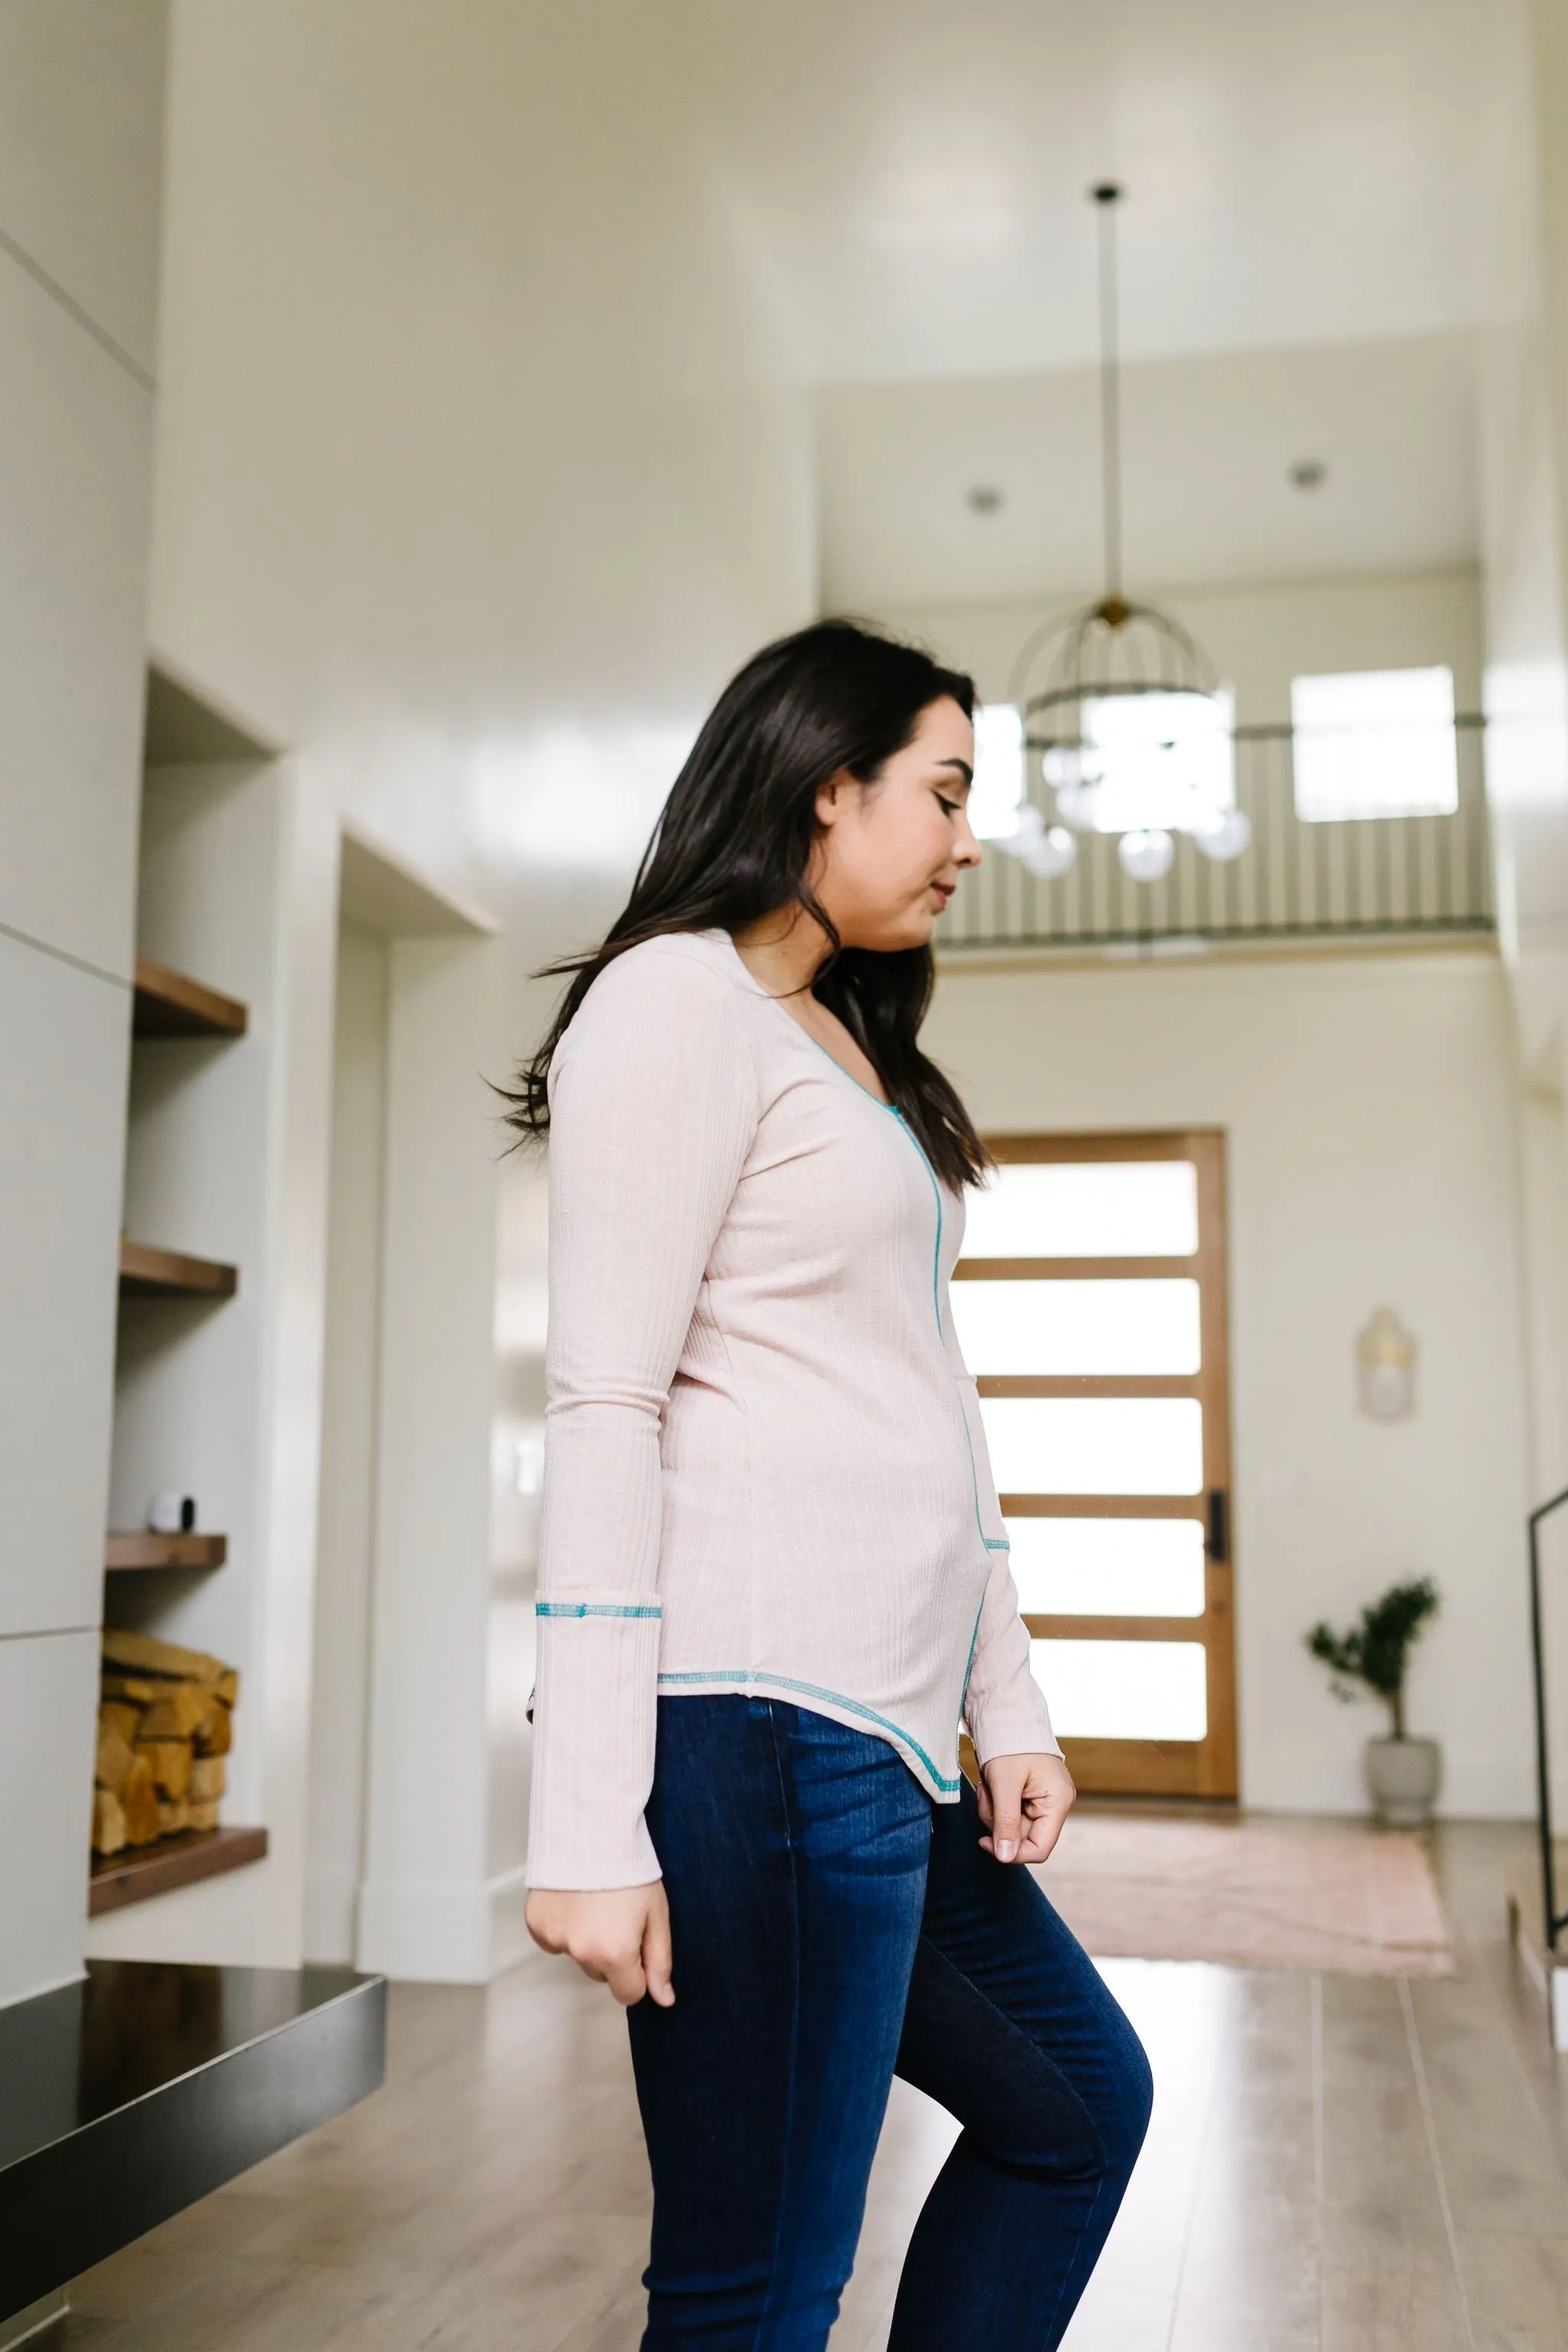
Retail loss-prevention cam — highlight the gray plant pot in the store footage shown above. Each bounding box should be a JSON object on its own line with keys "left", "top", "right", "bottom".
{"left": 1364, "top": 1734, "right": 1441, "bottom": 1827}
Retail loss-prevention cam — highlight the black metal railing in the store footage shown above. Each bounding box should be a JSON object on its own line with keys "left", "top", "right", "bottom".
{"left": 1530, "top": 1485, "right": 1568, "bottom": 1955}
{"left": 943, "top": 714, "right": 1494, "bottom": 953}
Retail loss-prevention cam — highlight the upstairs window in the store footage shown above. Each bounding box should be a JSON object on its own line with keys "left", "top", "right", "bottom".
{"left": 1078, "top": 686, "right": 1236, "bottom": 835}
{"left": 971, "top": 691, "right": 1239, "bottom": 840}
{"left": 1290, "top": 665, "right": 1459, "bottom": 822}
{"left": 970, "top": 702, "right": 1026, "bottom": 840}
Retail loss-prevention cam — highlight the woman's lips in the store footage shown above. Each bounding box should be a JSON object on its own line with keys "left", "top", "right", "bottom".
{"left": 932, "top": 882, "right": 952, "bottom": 906}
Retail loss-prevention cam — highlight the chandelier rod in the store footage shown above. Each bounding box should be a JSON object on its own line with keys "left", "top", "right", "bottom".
{"left": 1092, "top": 181, "right": 1124, "bottom": 608}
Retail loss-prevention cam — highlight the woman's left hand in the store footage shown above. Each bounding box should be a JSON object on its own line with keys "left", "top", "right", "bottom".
{"left": 978, "top": 1750, "right": 1076, "bottom": 1867}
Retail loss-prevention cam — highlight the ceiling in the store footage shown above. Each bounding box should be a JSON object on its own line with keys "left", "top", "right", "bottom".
{"left": 658, "top": 0, "right": 1530, "bottom": 601}
{"left": 815, "top": 330, "right": 1479, "bottom": 609}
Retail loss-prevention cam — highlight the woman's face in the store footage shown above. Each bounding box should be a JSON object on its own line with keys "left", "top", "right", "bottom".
{"left": 811, "top": 696, "right": 982, "bottom": 951}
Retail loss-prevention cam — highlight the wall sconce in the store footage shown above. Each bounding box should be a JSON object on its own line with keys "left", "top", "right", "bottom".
{"left": 1357, "top": 1308, "right": 1416, "bottom": 1423}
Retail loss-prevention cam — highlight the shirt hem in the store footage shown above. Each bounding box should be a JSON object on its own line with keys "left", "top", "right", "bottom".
{"left": 655, "top": 1668, "right": 965, "bottom": 1799}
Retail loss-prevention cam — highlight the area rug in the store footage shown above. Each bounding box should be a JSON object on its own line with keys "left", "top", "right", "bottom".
{"left": 1034, "top": 1812, "right": 1457, "bottom": 1976}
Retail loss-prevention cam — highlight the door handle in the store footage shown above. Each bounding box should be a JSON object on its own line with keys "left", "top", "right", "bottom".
{"left": 1206, "top": 1488, "right": 1229, "bottom": 1563}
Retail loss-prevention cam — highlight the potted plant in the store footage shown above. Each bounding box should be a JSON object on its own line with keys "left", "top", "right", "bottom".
{"left": 1305, "top": 1577, "right": 1442, "bottom": 1825}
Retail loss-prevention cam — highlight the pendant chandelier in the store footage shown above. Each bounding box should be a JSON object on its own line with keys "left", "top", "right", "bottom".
{"left": 992, "top": 185, "right": 1250, "bottom": 884}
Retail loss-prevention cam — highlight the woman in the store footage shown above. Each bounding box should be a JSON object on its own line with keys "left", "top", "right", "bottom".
{"left": 513, "top": 620, "right": 1152, "bottom": 2351}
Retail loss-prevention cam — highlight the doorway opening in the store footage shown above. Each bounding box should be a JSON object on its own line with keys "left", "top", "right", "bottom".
{"left": 956, "top": 1130, "right": 1236, "bottom": 1798}
{"left": 302, "top": 827, "right": 498, "bottom": 1967}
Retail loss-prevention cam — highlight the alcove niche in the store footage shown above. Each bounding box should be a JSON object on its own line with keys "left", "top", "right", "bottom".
{"left": 93, "top": 662, "right": 281, "bottom": 1912}
{"left": 0, "top": 667, "right": 384, "bottom": 2352}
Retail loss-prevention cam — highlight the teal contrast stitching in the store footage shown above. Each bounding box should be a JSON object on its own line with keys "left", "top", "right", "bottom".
{"left": 797, "top": 1026, "right": 903, "bottom": 1116}
{"left": 799, "top": 1024, "right": 1002, "bottom": 1552}
{"left": 536, "top": 1602, "right": 662, "bottom": 1619}
{"left": 795, "top": 1012, "right": 1009, "bottom": 1627}
{"left": 657, "top": 1668, "right": 962, "bottom": 1793}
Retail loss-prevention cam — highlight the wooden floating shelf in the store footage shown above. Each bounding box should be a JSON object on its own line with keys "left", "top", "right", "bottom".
{"left": 132, "top": 956, "right": 249, "bottom": 1039}
{"left": 88, "top": 1824, "right": 268, "bottom": 1916}
{"left": 119, "top": 1240, "right": 238, "bottom": 1299}
{"left": 105, "top": 1531, "right": 227, "bottom": 1573}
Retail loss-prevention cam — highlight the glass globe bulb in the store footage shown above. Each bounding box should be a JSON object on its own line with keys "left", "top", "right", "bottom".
{"left": 1119, "top": 827, "right": 1176, "bottom": 882}
{"left": 1053, "top": 781, "right": 1102, "bottom": 833}
{"left": 1191, "top": 808, "right": 1251, "bottom": 862}
{"left": 1042, "top": 743, "right": 1096, "bottom": 790}
{"left": 1022, "top": 825, "right": 1077, "bottom": 880}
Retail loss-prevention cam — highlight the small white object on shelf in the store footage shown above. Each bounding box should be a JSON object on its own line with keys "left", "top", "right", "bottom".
{"left": 147, "top": 1492, "right": 198, "bottom": 1534}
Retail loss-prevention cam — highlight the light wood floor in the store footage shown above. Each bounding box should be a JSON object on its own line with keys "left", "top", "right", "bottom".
{"left": 51, "top": 1820, "right": 1568, "bottom": 2350}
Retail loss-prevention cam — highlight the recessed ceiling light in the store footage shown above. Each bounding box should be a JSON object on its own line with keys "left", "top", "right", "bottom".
{"left": 966, "top": 485, "right": 1004, "bottom": 514}
{"left": 1289, "top": 459, "right": 1328, "bottom": 492}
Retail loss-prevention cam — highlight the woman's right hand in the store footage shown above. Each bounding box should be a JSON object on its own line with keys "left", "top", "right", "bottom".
{"left": 524, "top": 1881, "right": 675, "bottom": 2008}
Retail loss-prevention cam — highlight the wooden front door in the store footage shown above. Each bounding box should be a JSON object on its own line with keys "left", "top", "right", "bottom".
{"left": 955, "top": 1131, "right": 1236, "bottom": 1798}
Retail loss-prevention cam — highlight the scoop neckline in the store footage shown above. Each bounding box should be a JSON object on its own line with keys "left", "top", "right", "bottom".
{"left": 701, "top": 927, "right": 900, "bottom": 1116}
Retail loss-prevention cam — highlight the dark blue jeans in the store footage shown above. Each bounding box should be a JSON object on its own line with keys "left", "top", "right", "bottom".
{"left": 627, "top": 1697, "right": 1152, "bottom": 2350}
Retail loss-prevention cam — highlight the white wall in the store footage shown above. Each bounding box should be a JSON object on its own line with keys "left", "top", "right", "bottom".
{"left": 1478, "top": 331, "right": 1568, "bottom": 969}
{"left": 1466, "top": 4, "right": 1568, "bottom": 1823}
{"left": 923, "top": 949, "right": 1534, "bottom": 1818}
{"left": 85, "top": 0, "right": 812, "bottom": 1977}
{"left": 887, "top": 566, "right": 1483, "bottom": 724}
{"left": 488, "top": 1146, "right": 550, "bottom": 1972}
{"left": 302, "top": 922, "right": 387, "bottom": 1965}
{"left": 0, "top": 2, "right": 166, "bottom": 2009}
{"left": 356, "top": 933, "right": 508, "bottom": 1981}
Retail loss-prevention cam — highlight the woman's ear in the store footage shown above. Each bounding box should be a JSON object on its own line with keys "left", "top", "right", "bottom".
{"left": 815, "top": 769, "right": 850, "bottom": 830}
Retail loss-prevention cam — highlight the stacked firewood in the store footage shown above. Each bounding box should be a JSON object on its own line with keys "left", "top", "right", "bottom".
{"left": 92, "top": 1626, "right": 238, "bottom": 1857}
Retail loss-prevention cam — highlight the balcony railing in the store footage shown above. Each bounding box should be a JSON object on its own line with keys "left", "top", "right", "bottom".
{"left": 942, "top": 714, "right": 1494, "bottom": 955}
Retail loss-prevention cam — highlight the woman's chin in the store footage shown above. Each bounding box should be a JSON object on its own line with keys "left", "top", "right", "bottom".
{"left": 844, "top": 916, "right": 934, "bottom": 955}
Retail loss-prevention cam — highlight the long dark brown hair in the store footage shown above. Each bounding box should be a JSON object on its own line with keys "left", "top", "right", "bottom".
{"left": 500, "top": 619, "right": 990, "bottom": 1190}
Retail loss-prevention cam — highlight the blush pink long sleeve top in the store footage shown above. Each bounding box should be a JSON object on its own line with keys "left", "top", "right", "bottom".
{"left": 524, "top": 927, "right": 1060, "bottom": 1890}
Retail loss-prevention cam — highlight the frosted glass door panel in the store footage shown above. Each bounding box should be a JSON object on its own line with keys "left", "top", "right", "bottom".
{"left": 980, "top": 1397, "right": 1204, "bottom": 1494}
{"left": 962, "top": 1161, "right": 1198, "bottom": 1259}
{"left": 1007, "top": 1517, "right": 1206, "bottom": 1616}
{"left": 1031, "top": 1639, "right": 1208, "bottom": 1740}
{"left": 950, "top": 1279, "right": 1201, "bottom": 1374}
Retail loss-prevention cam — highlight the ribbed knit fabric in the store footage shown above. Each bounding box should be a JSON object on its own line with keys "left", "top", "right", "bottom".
{"left": 524, "top": 929, "right": 1060, "bottom": 1890}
